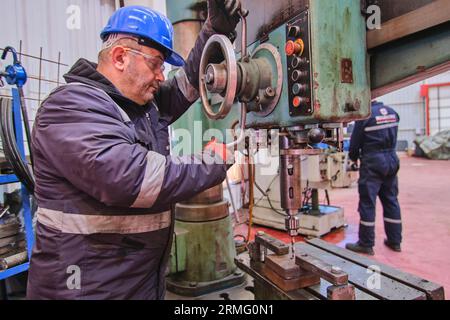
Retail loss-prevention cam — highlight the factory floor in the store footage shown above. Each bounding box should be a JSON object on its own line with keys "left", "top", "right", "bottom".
{"left": 234, "top": 152, "right": 450, "bottom": 299}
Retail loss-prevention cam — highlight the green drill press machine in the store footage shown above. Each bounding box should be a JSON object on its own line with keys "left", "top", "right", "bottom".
{"left": 165, "top": 0, "right": 450, "bottom": 298}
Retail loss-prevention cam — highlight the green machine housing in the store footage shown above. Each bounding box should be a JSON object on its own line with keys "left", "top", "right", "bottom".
{"left": 170, "top": 0, "right": 371, "bottom": 136}
{"left": 245, "top": 0, "right": 371, "bottom": 129}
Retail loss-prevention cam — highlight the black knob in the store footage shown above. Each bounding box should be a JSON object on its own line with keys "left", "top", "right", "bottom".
{"left": 291, "top": 57, "right": 306, "bottom": 68}
{"left": 292, "top": 70, "right": 307, "bottom": 81}
{"left": 308, "top": 128, "right": 325, "bottom": 144}
{"left": 292, "top": 83, "right": 308, "bottom": 95}
{"left": 288, "top": 26, "right": 301, "bottom": 38}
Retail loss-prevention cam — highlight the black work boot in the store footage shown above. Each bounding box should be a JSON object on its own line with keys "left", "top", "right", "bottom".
{"left": 384, "top": 239, "right": 401, "bottom": 252}
{"left": 345, "top": 242, "right": 374, "bottom": 255}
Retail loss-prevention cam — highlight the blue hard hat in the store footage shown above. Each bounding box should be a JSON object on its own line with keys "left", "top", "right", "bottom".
{"left": 100, "top": 6, "right": 184, "bottom": 66}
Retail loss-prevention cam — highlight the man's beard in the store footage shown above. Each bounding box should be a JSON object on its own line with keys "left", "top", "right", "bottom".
{"left": 141, "top": 81, "right": 159, "bottom": 104}
{"left": 126, "top": 64, "right": 159, "bottom": 105}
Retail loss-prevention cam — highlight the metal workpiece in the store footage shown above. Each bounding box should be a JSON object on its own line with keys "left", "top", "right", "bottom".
{"left": 295, "top": 253, "right": 349, "bottom": 286}
{"left": 254, "top": 232, "right": 290, "bottom": 256}
{"left": 242, "top": 233, "right": 355, "bottom": 298}
{"left": 327, "top": 284, "right": 356, "bottom": 300}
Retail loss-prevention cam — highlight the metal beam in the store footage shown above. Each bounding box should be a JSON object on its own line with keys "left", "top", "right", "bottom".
{"left": 370, "top": 21, "right": 450, "bottom": 97}
{"left": 367, "top": 0, "right": 450, "bottom": 49}
{"left": 373, "top": 0, "right": 435, "bottom": 23}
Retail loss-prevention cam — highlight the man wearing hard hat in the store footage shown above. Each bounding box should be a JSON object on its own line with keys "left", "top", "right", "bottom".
{"left": 27, "top": 0, "right": 241, "bottom": 299}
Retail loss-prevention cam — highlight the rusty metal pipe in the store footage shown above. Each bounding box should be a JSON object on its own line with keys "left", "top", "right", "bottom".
{"left": 0, "top": 251, "right": 27, "bottom": 270}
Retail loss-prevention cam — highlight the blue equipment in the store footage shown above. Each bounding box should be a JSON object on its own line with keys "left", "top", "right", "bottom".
{"left": 0, "top": 46, "right": 34, "bottom": 285}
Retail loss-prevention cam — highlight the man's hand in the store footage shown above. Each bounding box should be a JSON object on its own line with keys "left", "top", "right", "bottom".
{"left": 207, "top": 0, "right": 241, "bottom": 36}
{"left": 204, "top": 138, "right": 235, "bottom": 165}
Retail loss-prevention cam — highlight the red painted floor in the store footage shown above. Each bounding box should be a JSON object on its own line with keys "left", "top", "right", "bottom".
{"left": 235, "top": 153, "right": 450, "bottom": 299}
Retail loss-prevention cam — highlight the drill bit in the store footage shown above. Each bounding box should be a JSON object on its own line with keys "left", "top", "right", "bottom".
{"left": 290, "top": 236, "right": 296, "bottom": 259}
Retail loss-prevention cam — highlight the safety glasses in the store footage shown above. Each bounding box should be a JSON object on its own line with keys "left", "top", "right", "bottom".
{"left": 123, "top": 48, "right": 165, "bottom": 74}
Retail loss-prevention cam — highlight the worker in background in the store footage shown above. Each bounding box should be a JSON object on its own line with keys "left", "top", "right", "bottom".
{"left": 27, "top": 0, "right": 241, "bottom": 300}
{"left": 346, "top": 100, "right": 402, "bottom": 256}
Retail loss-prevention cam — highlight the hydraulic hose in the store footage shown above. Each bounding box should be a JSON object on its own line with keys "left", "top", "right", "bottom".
{"left": 0, "top": 98, "right": 34, "bottom": 193}
{"left": 17, "top": 87, "right": 33, "bottom": 167}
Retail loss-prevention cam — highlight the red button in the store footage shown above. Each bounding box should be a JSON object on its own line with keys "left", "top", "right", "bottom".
{"left": 293, "top": 96, "right": 302, "bottom": 108}
{"left": 285, "top": 39, "right": 304, "bottom": 56}
{"left": 285, "top": 41, "right": 296, "bottom": 56}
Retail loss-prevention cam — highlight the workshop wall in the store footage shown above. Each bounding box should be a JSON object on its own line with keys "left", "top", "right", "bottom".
{"left": 0, "top": 0, "right": 116, "bottom": 127}
{"left": 379, "top": 71, "right": 450, "bottom": 149}
{"left": 0, "top": 0, "right": 115, "bottom": 197}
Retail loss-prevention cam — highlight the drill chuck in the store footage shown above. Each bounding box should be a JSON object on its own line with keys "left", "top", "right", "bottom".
{"left": 285, "top": 215, "right": 300, "bottom": 236}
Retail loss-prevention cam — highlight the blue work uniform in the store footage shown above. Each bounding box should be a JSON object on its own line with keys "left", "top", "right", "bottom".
{"left": 349, "top": 101, "right": 402, "bottom": 247}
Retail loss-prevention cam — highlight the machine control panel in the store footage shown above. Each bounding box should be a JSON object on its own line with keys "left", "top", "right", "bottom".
{"left": 285, "top": 11, "right": 313, "bottom": 117}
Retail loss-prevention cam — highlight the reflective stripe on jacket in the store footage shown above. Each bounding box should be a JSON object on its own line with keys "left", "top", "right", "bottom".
{"left": 349, "top": 101, "right": 400, "bottom": 161}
